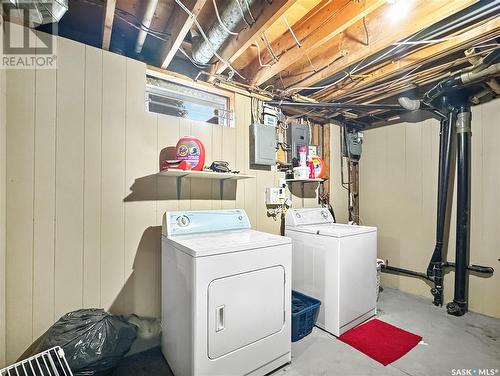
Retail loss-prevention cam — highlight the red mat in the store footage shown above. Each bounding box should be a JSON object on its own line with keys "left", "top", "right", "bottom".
{"left": 339, "top": 319, "right": 422, "bottom": 366}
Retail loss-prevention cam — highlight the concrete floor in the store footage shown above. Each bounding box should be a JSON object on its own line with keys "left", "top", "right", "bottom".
{"left": 113, "top": 288, "right": 500, "bottom": 376}
{"left": 273, "top": 288, "right": 500, "bottom": 376}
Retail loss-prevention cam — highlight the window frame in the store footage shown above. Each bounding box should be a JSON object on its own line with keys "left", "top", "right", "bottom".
{"left": 145, "top": 68, "right": 236, "bottom": 128}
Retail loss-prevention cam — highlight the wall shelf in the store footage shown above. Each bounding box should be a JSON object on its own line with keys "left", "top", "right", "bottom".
{"left": 285, "top": 178, "right": 326, "bottom": 198}
{"left": 156, "top": 169, "right": 255, "bottom": 199}
{"left": 285, "top": 178, "right": 324, "bottom": 183}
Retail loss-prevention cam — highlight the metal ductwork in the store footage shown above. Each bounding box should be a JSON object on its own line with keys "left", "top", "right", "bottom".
{"left": 192, "top": 0, "right": 256, "bottom": 65}
{"left": 3, "top": 0, "right": 68, "bottom": 25}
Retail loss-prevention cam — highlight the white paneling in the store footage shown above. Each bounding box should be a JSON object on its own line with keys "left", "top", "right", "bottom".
{"left": 101, "top": 50, "right": 126, "bottom": 311}
{"left": 156, "top": 115, "right": 180, "bottom": 222}
{"left": 0, "top": 35, "right": 7, "bottom": 368}
{"left": 54, "top": 37, "right": 85, "bottom": 320}
{"left": 83, "top": 45, "right": 103, "bottom": 309}
{"left": 123, "top": 58, "right": 158, "bottom": 317}
{"left": 6, "top": 62, "right": 35, "bottom": 362}
{"left": 33, "top": 31, "right": 57, "bottom": 338}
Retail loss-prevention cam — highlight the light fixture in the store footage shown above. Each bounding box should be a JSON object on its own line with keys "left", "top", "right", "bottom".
{"left": 386, "top": 0, "right": 411, "bottom": 21}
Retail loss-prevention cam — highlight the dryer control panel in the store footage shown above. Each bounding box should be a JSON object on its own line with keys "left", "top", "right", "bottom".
{"left": 165, "top": 209, "right": 251, "bottom": 236}
{"left": 285, "top": 208, "right": 334, "bottom": 227}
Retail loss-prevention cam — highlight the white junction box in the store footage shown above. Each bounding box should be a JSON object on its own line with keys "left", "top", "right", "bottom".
{"left": 265, "top": 187, "right": 287, "bottom": 205}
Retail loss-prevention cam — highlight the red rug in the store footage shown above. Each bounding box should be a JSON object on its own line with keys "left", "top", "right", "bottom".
{"left": 339, "top": 319, "right": 422, "bottom": 366}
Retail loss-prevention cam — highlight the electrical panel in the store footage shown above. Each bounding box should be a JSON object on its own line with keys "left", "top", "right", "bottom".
{"left": 249, "top": 123, "right": 276, "bottom": 166}
{"left": 343, "top": 131, "right": 363, "bottom": 160}
{"left": 286, "top": 123, "right": 310, "bottom": 164}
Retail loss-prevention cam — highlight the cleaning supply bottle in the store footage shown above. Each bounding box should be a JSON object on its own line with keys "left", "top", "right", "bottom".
{"left": 298, "top": 146, "right": 307, "bottom": 167}
{"left": 176, "top": 136, "right": 205, "bottom": 171}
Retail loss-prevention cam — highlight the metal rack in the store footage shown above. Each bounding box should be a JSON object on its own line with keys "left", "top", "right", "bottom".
{"left": 0, "top": 346, "right": 73, "bottom": 376}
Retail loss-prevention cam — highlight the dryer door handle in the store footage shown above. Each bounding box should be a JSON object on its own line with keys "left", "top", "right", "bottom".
{"left": 215, "top": 305, "right": 225, "bottom": 332}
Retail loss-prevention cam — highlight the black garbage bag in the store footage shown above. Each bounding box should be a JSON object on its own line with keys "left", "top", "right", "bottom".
{"left": 20, "top": 309, "right": 138, "bottom": 376}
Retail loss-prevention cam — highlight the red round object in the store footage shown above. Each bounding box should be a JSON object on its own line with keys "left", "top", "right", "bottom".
{"left": 175, "top": 136, "right": 205, "bottom": 171}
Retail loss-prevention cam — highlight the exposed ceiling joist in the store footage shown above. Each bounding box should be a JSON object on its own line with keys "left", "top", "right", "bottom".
{"left": 277, "top": 0, "right": 478, "bottom": 91}
{"left": 102, "top": 0, "right": 116, "bottom": 50}
{"left": 214, "top": 0, "right": 299, "bottom": 75}
{"left": 314, "top": 16, "right": 500, "bottom": 101}
{"left": 247, "top": 0, "right": 386, "bottom": 86}
{"left": 160, "top": 0, "right": 207, "bottom": 69}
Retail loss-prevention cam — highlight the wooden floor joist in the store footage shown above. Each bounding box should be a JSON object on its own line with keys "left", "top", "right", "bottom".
{"left": 214, "top": 0, "right": 299, "bottom": 75}
{"left": 246, "top": 0, "right": 386, "bottom": 86}
{"left": 275, "top": 0, "right": 478, "bottom": 91}
{"left": 314, "top": 16, "right": 500, "bottom": 102}
{"left": 102, "top": 0, "right": 116, "bottom": 50}
{"left": 160, "top": 0, "right": 207, "bottom": 69}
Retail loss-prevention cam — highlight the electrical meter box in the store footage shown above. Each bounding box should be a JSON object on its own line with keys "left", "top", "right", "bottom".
{"left": 250, "top": 123, "right": 276, "bottom": 166}
{"left": 287, "top": 123, "right": 310, "bottom": 163}
{"left": 343, "top": 131, "right": 363, "bottom": 160}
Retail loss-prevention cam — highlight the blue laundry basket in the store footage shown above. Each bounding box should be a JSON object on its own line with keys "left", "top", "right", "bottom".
{"left": 291, "top": 290, "right": 321, "bottom": 342}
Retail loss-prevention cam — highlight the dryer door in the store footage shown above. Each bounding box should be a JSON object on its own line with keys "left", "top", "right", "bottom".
{"left": 208, "top": 266, "right": 285, "bottom": 359}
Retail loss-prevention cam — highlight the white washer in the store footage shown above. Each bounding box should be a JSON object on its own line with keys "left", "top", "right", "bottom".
{"left": 285, "top": 208, "right": 377, "bottom": 337}
{"left": 162, "top": 209, "right": 292, "bottom": 376}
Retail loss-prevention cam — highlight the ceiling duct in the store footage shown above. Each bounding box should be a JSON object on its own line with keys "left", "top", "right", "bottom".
{"left": 3, "top": 0, "right": 68, "bottom": 26}
{"left": 191, "top": 0, "right": 256, "bottom": 65}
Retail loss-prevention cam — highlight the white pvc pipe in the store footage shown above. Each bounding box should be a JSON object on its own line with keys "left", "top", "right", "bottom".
{"left": 135, "top": 0, "right": 159, "bottom": 54}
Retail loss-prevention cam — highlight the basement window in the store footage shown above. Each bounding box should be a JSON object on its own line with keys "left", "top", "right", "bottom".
{"left": 146, "top": 76, "right": 234, "bottom": 127}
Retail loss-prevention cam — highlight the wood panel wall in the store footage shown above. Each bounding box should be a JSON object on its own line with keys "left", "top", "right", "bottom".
{"left": 0, "top": 36, "right": 7, "bottom": 367}
{"left": 2, "top": 28, "right": 319, "bottom": 365}
{"left": 359, "top": 101, "right": 500, "bottom": 318}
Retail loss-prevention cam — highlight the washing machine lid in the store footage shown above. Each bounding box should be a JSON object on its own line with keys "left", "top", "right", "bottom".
{"left": 287, "top": 223, "right": 376, "bottom": 238}
{"left": 168, "top": 229, "right": 291, "bottom": 257}
{"left": 285, "top": 208, "right": 334, "bottom": 227}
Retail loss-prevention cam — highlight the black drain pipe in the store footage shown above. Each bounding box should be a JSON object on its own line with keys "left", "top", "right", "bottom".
{"left": 446, "top": 106, "right": 472, "bottom": 316}
{"left": 427, "top": 108, "right": 454, "bottom": 306}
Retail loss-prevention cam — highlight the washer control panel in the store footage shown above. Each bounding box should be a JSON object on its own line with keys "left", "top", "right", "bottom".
{"left": 285, "top": 208, "right": 334, "bottom": 226}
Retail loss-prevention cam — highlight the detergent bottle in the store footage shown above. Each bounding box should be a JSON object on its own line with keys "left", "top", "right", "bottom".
{"left": 175, "top": 136, "right": 206, "bottom": 171}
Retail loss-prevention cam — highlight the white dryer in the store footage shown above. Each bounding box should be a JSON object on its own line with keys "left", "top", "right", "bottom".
{"left": 162, "top": 209, "right": 292, "bottom": 376}
{"left": 285, "top": 208, "right": 377, "bottom": 337}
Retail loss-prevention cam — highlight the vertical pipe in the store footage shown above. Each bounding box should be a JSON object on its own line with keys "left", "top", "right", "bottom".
{"left": 135, "top": 0, "right": 159, "bottom": 54}
{"left": 447, "top": 106, "right": 471, "bottom": 316}
{"left": 427, "top": 110, "right": 454, "bottom": 306}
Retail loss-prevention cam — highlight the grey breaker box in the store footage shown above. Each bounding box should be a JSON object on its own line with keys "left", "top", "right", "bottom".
{"left": 287, "top": 123, "right": 310, "bottom": 163}
{"left": 250, "top": 123, "right": 276, "bottom": 166}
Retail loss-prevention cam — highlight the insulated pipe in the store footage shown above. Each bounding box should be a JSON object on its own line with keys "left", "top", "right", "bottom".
{"left": 447, "top": 107, "right": 472, "bottom": 317}
{"left": 135, "top": 0, "right": 159, "bottom": 54}
{"left": 427, "top": 109, "right": 454, "bottom": 306}
{"left": 398, "top": 97, "right": 421, "bottom": 111}
{"left": 192, "top": 0, "right": 256, "bottom": 64}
